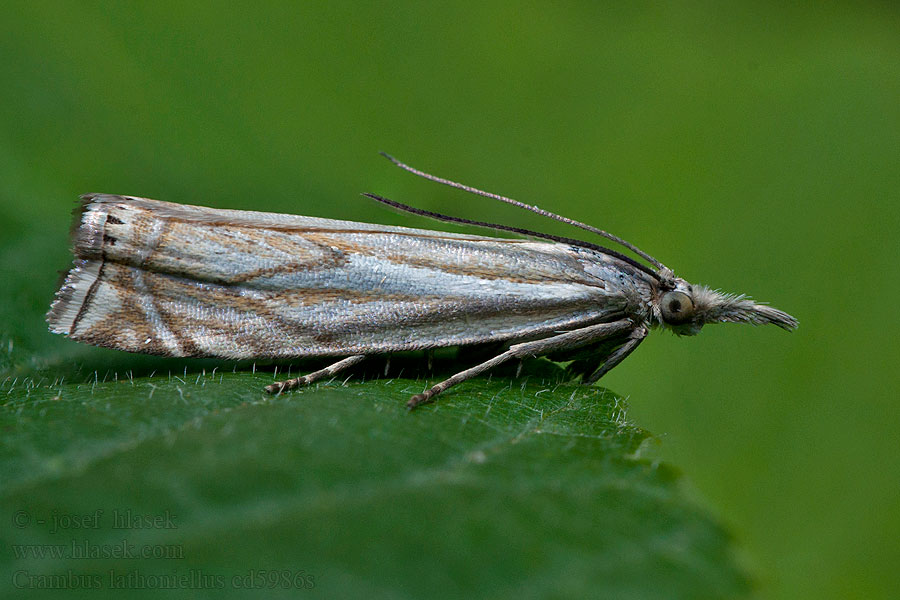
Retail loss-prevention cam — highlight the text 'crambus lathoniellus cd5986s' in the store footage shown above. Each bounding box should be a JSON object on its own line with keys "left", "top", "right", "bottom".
{"left": 48, "top": 154, "right": 797, "bottom": 408}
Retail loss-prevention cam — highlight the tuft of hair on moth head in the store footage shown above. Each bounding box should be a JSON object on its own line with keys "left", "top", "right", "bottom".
{"left": 658, "top": 282, "right": 798, "bottom": 336}
{"left": 692, "top": 286, "right": 798, "bottom": 330}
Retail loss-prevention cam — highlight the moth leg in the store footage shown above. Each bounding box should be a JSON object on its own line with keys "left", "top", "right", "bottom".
{"left": 265, "top": 355, "right": 367, "bottom": 395}
{"left": 584, "top": 324, "right": 649, "bottom": 384}
{"left": 408, "top": 319, "right": 635, "bottom": 409}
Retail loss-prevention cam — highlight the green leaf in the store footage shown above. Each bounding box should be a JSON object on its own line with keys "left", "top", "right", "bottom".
{"left": 2, "top": 357, "right": 749, "bottom": 599}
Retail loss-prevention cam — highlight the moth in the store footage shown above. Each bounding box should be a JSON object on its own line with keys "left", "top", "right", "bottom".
{"left": 48, "top": 154, "right": 797, "bottom": 408}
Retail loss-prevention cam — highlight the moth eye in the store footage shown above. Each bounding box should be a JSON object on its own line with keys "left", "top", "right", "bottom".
{"left": 661, "top": 291, "right": 694, "bottom": 324}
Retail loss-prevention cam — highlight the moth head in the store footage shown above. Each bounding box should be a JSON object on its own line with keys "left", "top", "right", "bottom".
{"left": 657, "top": 279, "right": 798, "bottom": 336}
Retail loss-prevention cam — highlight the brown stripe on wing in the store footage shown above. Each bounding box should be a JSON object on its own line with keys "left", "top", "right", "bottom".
{"left": 77, "top": 261, "right": 614, "bottom": 359}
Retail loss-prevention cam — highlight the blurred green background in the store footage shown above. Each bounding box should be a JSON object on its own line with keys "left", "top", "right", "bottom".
{"left": 2, "top": 1, "right": 898, "bottom": 598}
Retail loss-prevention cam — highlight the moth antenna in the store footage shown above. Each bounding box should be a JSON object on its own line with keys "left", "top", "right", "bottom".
{"left": 362, "top": 193, "right": 661, "bottom": 281}
{"left": 379, "top": 152, "right": 668, "bottom": 272}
